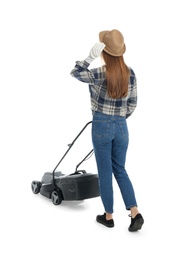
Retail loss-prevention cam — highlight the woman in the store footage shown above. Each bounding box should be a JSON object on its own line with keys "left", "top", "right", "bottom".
{"left": 70, "top": 29, "right": 144, "bottom": 231}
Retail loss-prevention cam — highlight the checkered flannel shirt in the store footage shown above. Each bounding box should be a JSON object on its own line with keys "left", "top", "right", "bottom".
{"left": 70, "top": 60, "right": 137, "bottom": 118}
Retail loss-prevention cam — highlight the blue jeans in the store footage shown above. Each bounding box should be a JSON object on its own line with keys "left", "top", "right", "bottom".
{"left": 92, "top": 111, "right": 137, "bottom": 214}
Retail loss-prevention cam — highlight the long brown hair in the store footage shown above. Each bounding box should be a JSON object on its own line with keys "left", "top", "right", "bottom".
{"left": 102, "top": 51, "right": 130, "bottom": 98}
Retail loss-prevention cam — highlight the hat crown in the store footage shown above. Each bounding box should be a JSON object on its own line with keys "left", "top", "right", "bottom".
{"left": 99, "top": 29, "right": 126, "bottom": 56}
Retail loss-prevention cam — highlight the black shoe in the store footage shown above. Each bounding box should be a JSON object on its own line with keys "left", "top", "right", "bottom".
{"left": 128, "top": 213, "right": 144, "bottom": 232}
{"left": 96, "top": 213, "right": 114, "bottom": 228}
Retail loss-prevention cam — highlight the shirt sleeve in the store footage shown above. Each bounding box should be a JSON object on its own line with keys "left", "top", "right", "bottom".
{"left": 70, "top": 60, "right": 96, "bottom": 84}
{"left": 126, "top": 75, "right": 137, "bottom": 119}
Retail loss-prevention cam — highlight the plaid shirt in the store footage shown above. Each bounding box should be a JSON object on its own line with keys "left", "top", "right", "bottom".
{"left": 70, "top": 60, "right": 137, "bottom": 118}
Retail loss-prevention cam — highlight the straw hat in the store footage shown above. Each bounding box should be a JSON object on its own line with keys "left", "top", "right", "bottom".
{"left": 99, "top": 29, "right": 126, "bottom": 56}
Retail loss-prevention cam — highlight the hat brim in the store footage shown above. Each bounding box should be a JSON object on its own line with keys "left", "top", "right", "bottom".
{"left": 99, "top": 30, "right": 109, "bottom": 42}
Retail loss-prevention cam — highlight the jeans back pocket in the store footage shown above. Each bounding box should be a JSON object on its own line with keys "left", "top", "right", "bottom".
{"left": 92, "top": 119, "right": 110, "bottom": 138}
{"left": 118, "top": 120, "right": 128, "bottom": 137}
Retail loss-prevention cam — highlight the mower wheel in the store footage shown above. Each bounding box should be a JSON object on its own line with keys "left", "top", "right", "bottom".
{"left": 31, "top": 181, "right": 41, "bottom": 194}
{"left": 51, "top": 189, "right": 63, "bottom": 205}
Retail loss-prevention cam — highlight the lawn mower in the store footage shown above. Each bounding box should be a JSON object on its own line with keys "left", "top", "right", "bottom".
{"left": 31, "top": 121, "right": 99, "bottom": 205}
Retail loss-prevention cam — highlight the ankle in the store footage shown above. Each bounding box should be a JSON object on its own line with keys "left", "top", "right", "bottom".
{"left": 130, "top": 207, "right": 139, "bottom": 218}
{"left": 106, "top": 213, "right": 113, "bottom": 220}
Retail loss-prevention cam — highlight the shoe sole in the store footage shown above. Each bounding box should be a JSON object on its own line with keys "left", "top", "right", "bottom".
{"left": 128, "top": 218, "right": 144, "bottom": 232}
{"left": 96, "top": 218, "right": 114, "bottom": 228}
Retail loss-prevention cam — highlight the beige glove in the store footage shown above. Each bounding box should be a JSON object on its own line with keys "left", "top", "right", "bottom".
{"left": 85, "top": 42, "right": 106, "bottom": 64}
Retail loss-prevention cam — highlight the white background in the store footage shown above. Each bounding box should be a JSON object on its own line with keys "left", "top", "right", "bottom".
{"left": 1, "top": 0, "right": 175, "bottom": 259}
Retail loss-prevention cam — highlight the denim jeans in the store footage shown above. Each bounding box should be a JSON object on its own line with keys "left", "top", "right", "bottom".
{"left": 92, "top": 111, "right": 137, "bottom": 214}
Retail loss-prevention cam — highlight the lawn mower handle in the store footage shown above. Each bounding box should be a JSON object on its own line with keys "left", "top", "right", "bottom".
{"left": 52, "top": 121, "right": 92, "bottom": 174}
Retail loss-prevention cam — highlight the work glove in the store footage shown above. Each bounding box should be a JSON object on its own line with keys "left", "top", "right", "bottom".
{"left": 85, "top": 42, "right": 106, "bottom": 64}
